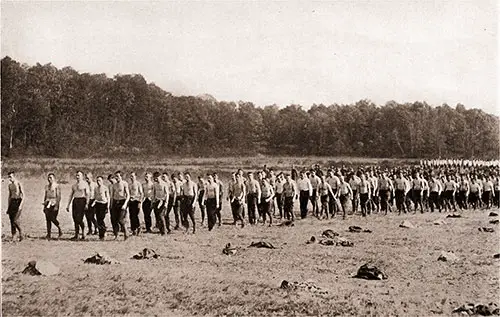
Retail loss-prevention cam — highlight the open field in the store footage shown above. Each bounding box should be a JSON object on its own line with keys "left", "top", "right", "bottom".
{"left": 1, "top": 176, "right": 499, "bottom": 316}
{"left": 1, "top": 156, "right": 419, "bottom": 180}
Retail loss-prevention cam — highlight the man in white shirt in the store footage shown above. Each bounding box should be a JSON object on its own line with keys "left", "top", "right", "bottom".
{"left": 128, "top": 172, "right": 144, "bottom": 235}
{"left": 85, "top": 172, "right": 98, "bottom": 236}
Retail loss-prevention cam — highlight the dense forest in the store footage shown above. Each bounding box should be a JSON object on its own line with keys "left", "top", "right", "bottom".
{"left": 1, "top": 56, "right": 499, "bottom": 159}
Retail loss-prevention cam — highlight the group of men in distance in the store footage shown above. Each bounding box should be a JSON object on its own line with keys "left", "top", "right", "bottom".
{"left": 4, "top": 159, "right": 500, "bottom": 242}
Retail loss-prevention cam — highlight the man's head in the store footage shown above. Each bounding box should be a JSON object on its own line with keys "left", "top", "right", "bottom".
{"left": 48, "top": 173, "right": 55, "bottom": 184}
{"left": 185, "top": 172, "right": 192, "bottom": 182}
{"left": 153, "top": 172, "right": 161, "bottom": 183}
{"left": 97, "top": 176, "right": 104, "bottom": 186}
{"left": 130, "top": 172, "right": 137, "bottom": 182}
{"left": 145, "top": 172, "right": 152, "bottom": 182}
{"left": 76, "top": 171, "right": 84, "bottom": 182}
{"left": 7, "top": 171, "right": 15, "bottom": 183}
{"left": 107, "top": 174, "right": 116, "bottom": 184}
{"left": 85, "top": 172, "right": 93, "bottom": 183}
{"left": 115, "top": 171, "right": 123, "bottom": 182}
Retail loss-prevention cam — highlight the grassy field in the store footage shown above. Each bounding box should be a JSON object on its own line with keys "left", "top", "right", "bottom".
{"left": 1, "top": 158, "right": 498, "bottom": 316}
{"left": 0, "top": 156, "right": 418, "bottom": 181}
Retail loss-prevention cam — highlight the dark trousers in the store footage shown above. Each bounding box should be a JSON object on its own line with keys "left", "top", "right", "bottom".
{"left": 469, "top": 192, "right": 479, "bottom": 209}
{"left": 482, "top": 191, "right": 492, "bottom": 208}
{"left": 328, "top": 189, "right": 338, "bottom": 216}
{"left": 360, "top": 193, "right": 369, "bottom": 216}
{"left": 181, "top": 195, "right": 196, "bottom": 231}
{"left": 284, "top": 196, "right": 295, "bottom": 220}
{"left": 231, "top": 199, "right": 244, "bottom": 223}
{"left": 142, "top": 198, "right": 152, "bottom": 231}
{"left": 395, "top": 189, "right": 406, "bottom": 213}
{"left": 247, "top": 193, "right": 258, "bottom": 224}
{"left": 457, "top": 190, "right": 468, "bottom": 209}
{"left": 320, "top": 194, "right": 329, "bottom": 217}
{"left": 95, "top": 202, "right": 108, "bottom": 238}
{"left": 412, "top": 190, "right": 424, "bottom": 212}
{"left": 379, "top": 189, "right": 391, "bottom": 213}
{"left": 44, "top": 205, "right": 60, "bottom": 235}
{"left": 129, "top": 200, "right": 141, "bottom": 232}
{"left": 72, "top": 198, "right": 86, "bottom": 236}
{"left": 351, "top": 190, "right": 359, "bottom": 214}
{"left": 198, "top": 191, "right": 206, "bottom": 224}
{"left": 206, "top": 198, "right": 217, "bottom": 231}
{"left": 275, "top": 193, "right": 284, "bottom": 218}
{"left": 443, "top": 190, "right": 456, "bottom": 211}
{"left": 495, "top": 190, "right": 500, "bottom": 208}
{"left": 85, "top": 199, "right": 98, "bottom": 233}
{"left": 167, "top": 196, "right": 180, "bottom": 229}
{"left": 111, "top": 199, "right": 128, "bottom": 236}
{"left": 429, "top": 192, "right": 441, "bottom": 212}
{"left": 260, "top": 199, "right": 272, "bottom": 224}
{"left": 310, "top": 189, "right": 319, "bottom": 216}
{"left": 7, "top": 198, "right": 22, "bottom": 236}
{"left": 154, "top": 200, "right": 167, "bottom": 234}
{"left": 299, "top": 191, "right": 309, "bottom": 219}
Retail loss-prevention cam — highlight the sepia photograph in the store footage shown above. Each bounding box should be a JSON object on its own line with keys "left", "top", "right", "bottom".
{"left": 1, "top": 1, "right": 499, "bottom": 316}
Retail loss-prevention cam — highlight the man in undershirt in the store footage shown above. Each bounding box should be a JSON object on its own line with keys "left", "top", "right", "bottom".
{"left": 297, "top": 171, "right": 312, "bottom": 219}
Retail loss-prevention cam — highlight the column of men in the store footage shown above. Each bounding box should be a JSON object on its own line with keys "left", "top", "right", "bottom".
{"left": 4, "top": 166, "right": 500, "bottom": 241}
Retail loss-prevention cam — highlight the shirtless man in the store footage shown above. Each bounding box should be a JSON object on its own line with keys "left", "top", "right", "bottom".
{"left": 282, "top": 174, "right": 297, "bottom": 221}
{"left": 197, "top": 176, "right": 207, "bottom": 226}
{"left": 93, "top": 176, "right": 110, "bottom": 240}
{"left": 317, "top": 175, "right": 335, "bottom": 219}
{"left": 411, "top": 171, "right": 425, "bottom": 213}
{"left": 85, "top": 173, "right": 99, "bottom": 235}
{"left": 297, "top": 171, "right": 312, "bottom": 219}
{"left": 246, "top": 172, "right": 261, "bottom": 225}
{"left": 153, "top": 172, "right": 169, "bottom": 235}
{"left": 6, "top": 172, "right": 24, "bottom": 241}
{"left": 181, "top": 172, "right": 198, "bottom": 233}
{"left": 326, "top": 170, "right": 340, "bottom": 217}
{"left": 43, "top": 173, "right": 62, "bottom": 239}
{"left": 128, "top": 172, "right": 144, "bottom": 235}
{"left": 110, "top": 171, "right": 130, "bottom": 240}
{"left": 142, "top": 173, "right": 154, "bottom": 233}
{"left": 213, "top": 173, "right": 223, "bottom": 226}
{"left": 338, "top": 175, "right": 353, "bottom": 219}
{"left": 358, "top": 173, "right": 371, "bottom": 217}
{"left": 274, "top": 173, "right": 285, "bottom": 219}
{"left": 309, "top": 170, "right": 321, "bottom": 217}
{"left": 259, "top": 176, "right": 275, "bottom": 226}
{"left": 205, "top": 174, "right": 220, "bottom": 231}
{"left": 67, "top": 171, "right": 90, "bottom": 240}
{"left": 230, "top": 174, "right": 245, "bottom": 227}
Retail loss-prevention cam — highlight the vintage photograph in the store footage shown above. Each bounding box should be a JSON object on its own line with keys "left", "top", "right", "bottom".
{"left": 1, "top": 1, "right": 498, "bottom": 316}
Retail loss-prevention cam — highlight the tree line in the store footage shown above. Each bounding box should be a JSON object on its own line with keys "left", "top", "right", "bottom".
{"left": 1, "top": 56, "right": 499, "bottom": 159}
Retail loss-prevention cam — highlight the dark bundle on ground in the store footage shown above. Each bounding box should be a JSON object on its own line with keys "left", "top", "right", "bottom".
{"left": 84, "top": 253, "right": 118, "bottom": 265}
{"left": 249, "top": 241, "right": 275, "bottom": 249}
{"left": 452, "top": 302, "right": 499, "bottom": 316}
{"left": 478, "top": 227, "right": 495, "bottom": 233}
{"left": 447, "top": 213, "right": 462, "bottom": 218}
{"left": 348, "top": 226, "right": 372, "bottom": 233}
{"left": 322, "top": 229, "right": 339, "bottom": 239}
{"left": 354, "top": 263, "right": 387, "bottom": 280}
{"left": 488, "top": 212, "right": 498, "bottom": 217}
{"left": 132, "top": 248, "right": 160, "bottom": 260}
{"left": 222, "top": 243, "right": 237, "bottom": 255}
{"left": 278, "top": 220, "right": 294, "bottom": 227}
{"left": 22, "top": 260, "right": 59, "bottom": 276}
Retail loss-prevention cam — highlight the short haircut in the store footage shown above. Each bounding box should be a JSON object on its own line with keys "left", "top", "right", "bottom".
{"left": 107, "top": 174, "right": 114, "bottom": 181}
{"left": 48, "top": 172, "right": 55, "bottom": 178}
{"left": 8, "top": 171, "right": 15, "bottom": 175}
{"left": 153, "top": 172, "right": 161, "bottom": 178}
{"left": 115, "top": 171, "right": 122, "bottom": 176}
{"left": 76, "top": 170, "right": 83, "bottom": 175}
{"left": 96, "top": 176, "right": 103, "bottom": 180}
{"left": 185, "top": 172, "right": 191, "bottom": 176}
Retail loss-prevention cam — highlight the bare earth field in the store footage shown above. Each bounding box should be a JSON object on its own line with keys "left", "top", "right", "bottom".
{"left": 2, "top": 177, "right": 499, "bottom": 316}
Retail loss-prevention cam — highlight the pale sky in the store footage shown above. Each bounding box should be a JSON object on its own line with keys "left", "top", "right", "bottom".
{"left": 1, "top": 1, "right": 498, "bottom": 114}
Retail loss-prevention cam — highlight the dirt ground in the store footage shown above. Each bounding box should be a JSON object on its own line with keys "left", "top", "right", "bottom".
{"left": 2, "top": 178, "right": 499, "bottom": 316}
